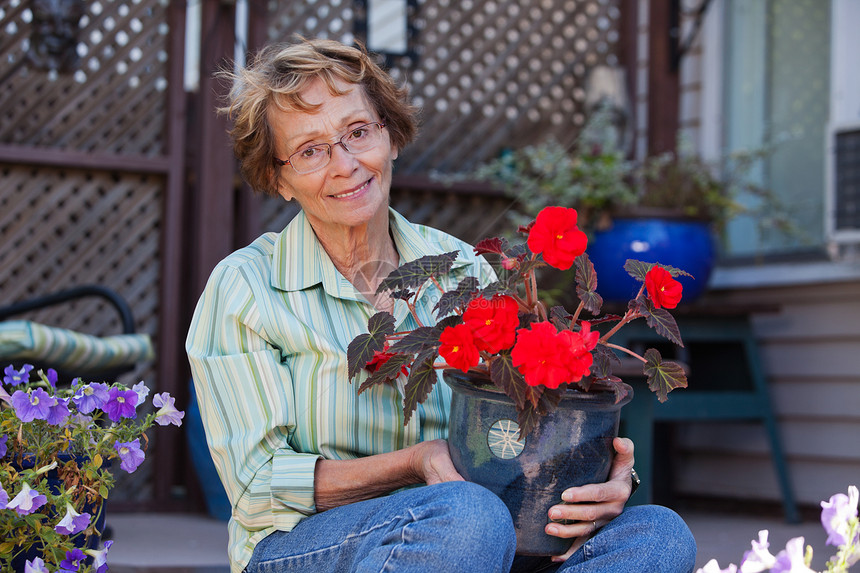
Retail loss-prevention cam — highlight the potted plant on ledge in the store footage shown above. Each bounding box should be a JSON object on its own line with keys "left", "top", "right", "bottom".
{"left": 468, "top": 106, "right": 794, "bottom": 302}
{"left": 0, "top": 366, "right": 185, "bottom": 573}
{"left": 347, "top": 205, "right": 690, "bottom": 555}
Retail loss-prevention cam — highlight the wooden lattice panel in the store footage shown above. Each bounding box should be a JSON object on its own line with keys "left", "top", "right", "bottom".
{"left": 0, "top": 0, "right": 171, "bottom": 155}
{"left": 0, "top": 165, "right": 161, "bottom": 377}
{"left": 265, "top": 0, "right": 622, "bottom": 174}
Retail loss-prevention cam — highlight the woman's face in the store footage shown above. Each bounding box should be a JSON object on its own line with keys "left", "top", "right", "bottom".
{"left": 271, "top": 77, "right": 397, "bottom": 237}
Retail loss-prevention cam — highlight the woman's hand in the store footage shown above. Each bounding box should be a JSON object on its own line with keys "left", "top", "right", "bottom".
{"left": 410, "top": 439, "right": 465, "bottom": 485}
{"left": 545, "top": 437, "right": 636, "bottom": 563}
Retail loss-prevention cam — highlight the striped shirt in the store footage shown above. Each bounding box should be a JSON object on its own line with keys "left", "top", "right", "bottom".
{"left": 186, "top": 208, "right": 495, "bottom": 572}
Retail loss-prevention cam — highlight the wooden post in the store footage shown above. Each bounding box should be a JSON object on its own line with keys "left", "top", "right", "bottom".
{"left": 647, "top": 0, "right": 680, "bottom": 155}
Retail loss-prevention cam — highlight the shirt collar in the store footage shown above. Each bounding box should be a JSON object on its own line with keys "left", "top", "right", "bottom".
{"left": 271, "top": 208, "right": 473, "bottom": 300}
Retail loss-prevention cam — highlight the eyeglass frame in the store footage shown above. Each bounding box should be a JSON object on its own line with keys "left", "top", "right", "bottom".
{"left": 273, "top": 121, "right": 388, "bottom": 175}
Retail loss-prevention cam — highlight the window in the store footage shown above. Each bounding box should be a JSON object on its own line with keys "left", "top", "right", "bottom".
{"left": 721, "top": 0, "right": 831, "bottom": 259}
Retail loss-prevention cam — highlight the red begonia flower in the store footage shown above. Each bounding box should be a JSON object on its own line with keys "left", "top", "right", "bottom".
{"left": 645, "top": 266, "right": 684, "bottom": 309}
{"left": 365, "top": 347, "right": 409, "bottom": 377}
{"left": 462, "top": 295, "right": 519, "bottom": 353}
{"left": 439, "top": 324, "right": 481, "bottom": 373}
{"left": 510, "top": 321, "right": 571, "bottom": 389}
{"left": 526, "top": 206, "right": 588, "bottom": 270}
{"left": 556, "top": 321, "right": 599, "bottom": 382}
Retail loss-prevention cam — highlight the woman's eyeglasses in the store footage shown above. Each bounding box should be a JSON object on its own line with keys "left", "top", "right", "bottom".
{"left": 274, "top": 122, "right": 387, "bottom": 175}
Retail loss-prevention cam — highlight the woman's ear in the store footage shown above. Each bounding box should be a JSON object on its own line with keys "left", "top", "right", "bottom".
{"left": 273, "top": 167, "right": 294, "bottom": 201}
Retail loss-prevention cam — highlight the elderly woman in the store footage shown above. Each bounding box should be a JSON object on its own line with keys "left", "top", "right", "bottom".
{"left": 186, "top": 38, "right": 696, "bottom": 573}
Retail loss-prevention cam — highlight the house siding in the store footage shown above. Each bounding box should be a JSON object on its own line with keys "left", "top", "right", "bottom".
{"left": 668, "top": 280, "right": 860, "bottom": 507}
{"left": 660, "top": 2, "right": 860, "bottom": 508}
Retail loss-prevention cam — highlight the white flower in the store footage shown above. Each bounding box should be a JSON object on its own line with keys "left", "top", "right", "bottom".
{"left": 740, "top": 530, "right": 777, "bottom": 573}
{"left": 697, "top": 559, "right": 738, "bottom": 573}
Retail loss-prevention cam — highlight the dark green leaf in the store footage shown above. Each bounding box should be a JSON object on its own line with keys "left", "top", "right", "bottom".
{"left": 488, "top": 352, "right": 529, "bottom": 411}
{"left": 623, "top": 259, "right": 653, "bottom": 282}
{"left": 575, "top": 253, "right": 603, "bottom": 314}
{"left": 478, "top": 281, "right": 514, "bottom": 299}
{"left": 435, "top": 315, "right": 463, "bottom": 331}
{"left": 549, "top": 305, "right": 573, "bottom": 330}
{"left": 388, "top": 327, "right": 442, "bottom": 354}
{"left": 624, "top": 258, "right": 695, "bottom": 281}
{"left": 389, "top": 289, "right": 414, "bottom": 301}
{"left": 358, "top": 354, "right": 413, "bottom": 394}
{"left": 638, "top": 298, "right": 684, "bottom": 346}
{"left": 643, "top": 348, "right": 688, "bottom": 402}
{"left": 376, "top": 251, "right": 460, "bottom": 294}
{"left": 347, "top": 312, "right": 395, "bottom": 380}
{"left": 434, "top": 276, "right": 480, "bottom": 316}
{"left": 589, "top": 344, "right": 619, "bottom": 379}
{"left": 473, "top": 237, "right": 509, "bottom": 256}
{"left": 402, "top": 350, "right": 439, "bottom": 426}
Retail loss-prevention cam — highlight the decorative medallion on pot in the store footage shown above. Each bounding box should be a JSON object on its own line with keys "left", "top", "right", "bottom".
{"left": 348, "top": 205, "right": 690, "bottom": 554}
{"left": 488, "top": 419, "right": 525, "bottom": 460}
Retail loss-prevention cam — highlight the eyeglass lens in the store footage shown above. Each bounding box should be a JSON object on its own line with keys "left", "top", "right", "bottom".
{"left": 288, "top": 123, "right": 385, "bottom": 174}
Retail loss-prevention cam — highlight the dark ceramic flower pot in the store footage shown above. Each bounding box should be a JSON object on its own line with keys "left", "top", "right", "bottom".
{"left": 587, "top": 216, "right": 715, "bottom": 302}
{"left": 443, "top": 370, "right": 632, "bottom": 556}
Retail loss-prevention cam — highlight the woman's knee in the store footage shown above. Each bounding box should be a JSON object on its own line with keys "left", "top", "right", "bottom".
{"left": 622, "top": 505, "right": 697, "bottom": 569}
{"left": 419, "top": 481, "right": 517, "bottom": 554}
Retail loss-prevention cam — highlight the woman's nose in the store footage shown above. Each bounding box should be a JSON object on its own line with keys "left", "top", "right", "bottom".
{"left": 327, "top": 142, "right": 359, "bottom": 174}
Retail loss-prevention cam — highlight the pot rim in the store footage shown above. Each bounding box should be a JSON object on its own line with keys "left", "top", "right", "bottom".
{"left": 442, "top": 369, "right": 633, "bottom": 409}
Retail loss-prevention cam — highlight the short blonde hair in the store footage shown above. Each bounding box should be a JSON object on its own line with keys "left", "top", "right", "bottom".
{"left": 219, "top": 38, "right": 418, "bottom": 196}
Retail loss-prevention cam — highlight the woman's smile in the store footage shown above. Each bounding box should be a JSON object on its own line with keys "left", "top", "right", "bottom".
{"left": 329, "top": 177, "right": 373, "bottom": 200}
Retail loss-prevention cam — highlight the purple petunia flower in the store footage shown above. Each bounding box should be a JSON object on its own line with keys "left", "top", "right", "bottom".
{"left": 0, "top": 384, "right": 11, "bottom": 405}
{"left": 821, "top": 486, "right": 859, "bottom": 547}
{"left": 55, "top": 501, "right": 92, "bottom": 536}
{"left": 46, "top": 396, "right": 71, "bottom": 426}
{"left": 60, "top": 548, "right": 87, "bottom": 572}
{"left": 0, "top": 434, "right": 7, "bottom": 459}
{"left": 24, "top": 557, "right": 49, "bottom": 573}
{"left": 10, "top": 388, "right": 56, "bottom": 422}
{"left": 45, "top": 368, "right": 58, "bottom": 388}
{"left": 0, "top": 482, "right": 9, "bottom": 509}
{"left": 3, "top": 364, "right": 33, "bottom": 386}
{"left": 72, "top": 382, "right": 110, "bottom": 414}
{"left": 103, "top": 387, "right": 138, "bottom": 422}
{"left": 132, "top": 381, "right": 150, "bottom": 405}
{"left": 153, "top": 392, "right": 185, "bottom": 427}
{"left": 770, "top": 537, "right": 815, "bottom": 573}
{"left": 114, "top": 438, "right": 145, "bottom": 473}
{"left": 86, "top": 540, "right": 113, "bottom": 573}
{"left": 6, "top": 482, "right": 48, "bottom": 515}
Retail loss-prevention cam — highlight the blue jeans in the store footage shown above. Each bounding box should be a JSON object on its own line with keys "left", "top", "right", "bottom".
{"left": 245, "top": 482, "right": 696, "bottom": 573}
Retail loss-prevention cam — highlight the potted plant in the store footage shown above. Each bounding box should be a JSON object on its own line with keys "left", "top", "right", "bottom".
{"left": 347, "top": 205, "right": 690, "bottom": 555}
{"left": 468, "top": 105, "right": 793, "bottom": 301}
{"left": 0, "top": 365, "right": 185, "bottom": 573}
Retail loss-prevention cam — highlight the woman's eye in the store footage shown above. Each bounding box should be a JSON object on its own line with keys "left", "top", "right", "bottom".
{"left": 348, "top": 127, "right": 369, "bottom": 140}
{"left": 301, "top": 146, "right": 322, "bottom": 158}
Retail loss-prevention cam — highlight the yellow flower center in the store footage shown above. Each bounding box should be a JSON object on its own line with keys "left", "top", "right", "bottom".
{"left": 485, "top": 319, "right": 492, "bottom": 326}
{"left": 120, "top": 446, "right": 129, "bottom": 455}
{"left": 556, "top": 233, "right": 564, "bottom": 240}
{"left": 117, "top": 396, "right": 125, "bottom": 403}
{"left": 452, "top": 345, "right": 460, "bottom": 353}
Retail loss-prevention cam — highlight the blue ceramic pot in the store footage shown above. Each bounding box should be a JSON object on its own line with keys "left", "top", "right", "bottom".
{"left": 587, "top": 216, "right": 715, "bottom": 303}
{"left": 443, "top": 370, "right": 632, "bottom": 556}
